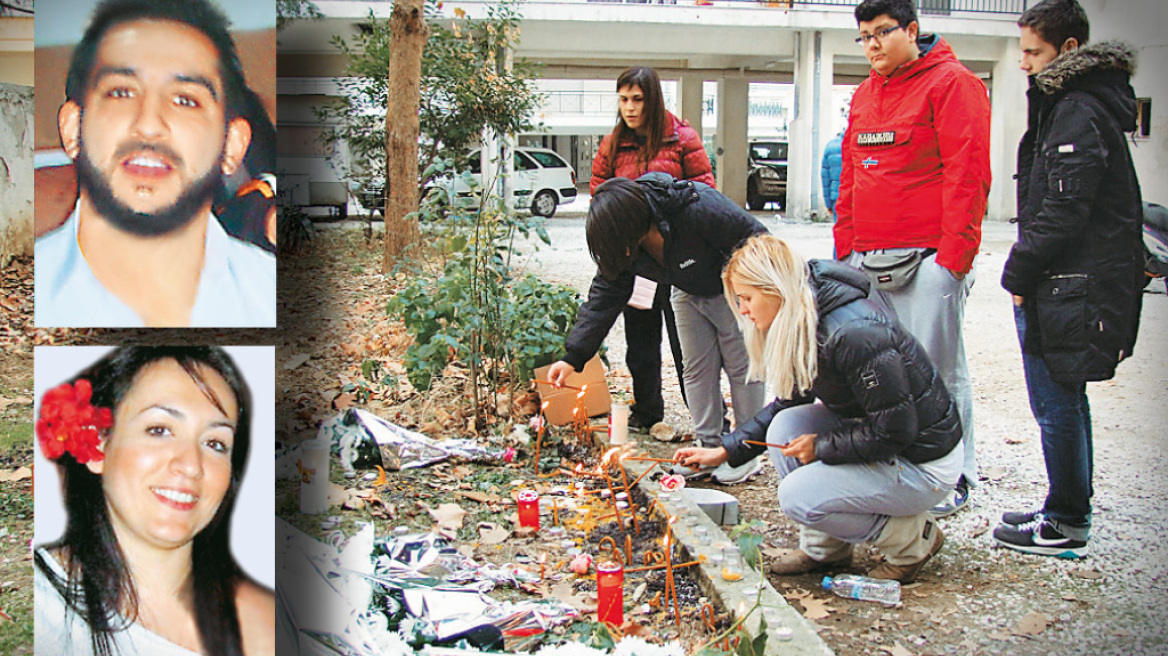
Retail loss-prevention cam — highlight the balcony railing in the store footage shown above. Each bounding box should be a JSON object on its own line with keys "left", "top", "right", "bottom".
{"left": 578, "top": 0, "right": 1027, "bottom": 15}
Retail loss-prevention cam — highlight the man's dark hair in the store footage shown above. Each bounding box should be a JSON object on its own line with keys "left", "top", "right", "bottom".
{"left": 1018, "top": 0, "right": 1089, "bottom": 49}
{"left": 855, "top": 0, "right": 918, "bottom": 27}
{"left": 64, "top": 0, "right": 249, "bottom": 120}
{"left": 587, "top": 178, "right": 654, "bottom": 281}
{"left": 35, "top": 346, "right": 256, "bottom": 656}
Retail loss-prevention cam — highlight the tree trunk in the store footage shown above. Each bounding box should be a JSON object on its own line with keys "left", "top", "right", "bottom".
{"left": 383, "top": 0, "right": 428, "bottom": 272}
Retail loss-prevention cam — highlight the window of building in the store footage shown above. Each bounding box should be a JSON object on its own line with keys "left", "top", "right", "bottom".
{"left": 1136, "top": 98, "right": 1152, "bottom": 139}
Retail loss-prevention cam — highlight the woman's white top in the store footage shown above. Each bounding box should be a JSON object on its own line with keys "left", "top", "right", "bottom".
{"left": 34, "top": 548, "right": 201, "bottom": 656}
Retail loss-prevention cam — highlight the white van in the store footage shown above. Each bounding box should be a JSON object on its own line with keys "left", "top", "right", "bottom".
{"left": 451, "top": 147, "right": 578, "bottom": 217}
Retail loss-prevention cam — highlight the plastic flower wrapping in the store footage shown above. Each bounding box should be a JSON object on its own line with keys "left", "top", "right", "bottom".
{"left": 36, "top": 379, "right": 112, "bottom": 464}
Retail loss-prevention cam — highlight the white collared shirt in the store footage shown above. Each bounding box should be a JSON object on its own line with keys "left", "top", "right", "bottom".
{"left": 34, "top": 204, "right": 276, "bottom": 328}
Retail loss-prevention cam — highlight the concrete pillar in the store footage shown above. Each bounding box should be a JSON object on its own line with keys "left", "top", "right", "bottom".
{"left": 679, "top": 72, "right": 704, "bottom": 140}
{"left": 716, "top": 75, "right": 749, "bottom": 205}
{"left": 812, "top": 34, "right": 835, "bottom": 218}
{"left": 988, "top": 35, "right": 1026, "bottom": 221}
{"left": 787, "top": 30, "right": 820, "bottom": 220}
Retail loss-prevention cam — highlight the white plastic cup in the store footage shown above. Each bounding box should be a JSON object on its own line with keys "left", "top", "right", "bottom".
{"left": 609, "top": 402, "right": 629, "bottom": 445}
{"left": 299, "top": 438, "right": 331, "bottom": 514}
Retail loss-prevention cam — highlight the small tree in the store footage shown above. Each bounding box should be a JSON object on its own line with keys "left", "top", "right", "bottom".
{"left": 315, "top": 0, "right": 542, "bottom": 269}
{"left": 384, "top": 0, "right": 428, "bottom": 269}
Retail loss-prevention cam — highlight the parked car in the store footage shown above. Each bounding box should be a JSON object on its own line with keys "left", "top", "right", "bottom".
{"left": 353, "top": 178, "right": 385, "bottom": 215}
{"left": 451, "top": 147, "right": 578, "bottom": 217}
{"left": 746, "top": 140, "right": 787, "bottom": 210}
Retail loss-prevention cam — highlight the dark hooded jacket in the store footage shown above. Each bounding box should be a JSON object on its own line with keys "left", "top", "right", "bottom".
{"left": 1001, "top": 42, "right": 1144, "bottom": 385}
{"left": 723, "top": 260, "right": 961, "bottom": 468}
{"left": 561, "top": 173, "right": 767, "bottom": 370}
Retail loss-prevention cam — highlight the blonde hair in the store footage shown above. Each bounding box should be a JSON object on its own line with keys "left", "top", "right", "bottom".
{"left": 722, "top": 234, "right": 819, "bottom": 400}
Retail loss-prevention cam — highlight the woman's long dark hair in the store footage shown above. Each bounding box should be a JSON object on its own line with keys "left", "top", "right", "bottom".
{"left": 35, "top": 346, "right": 253, "bottom": 656}
{"left": 606, "top": 66, "right": 669, "bottom": 170}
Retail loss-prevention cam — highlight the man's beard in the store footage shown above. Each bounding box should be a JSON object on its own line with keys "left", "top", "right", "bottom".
{"left": 75, "top": 144, "right": 224, "bottom": 238}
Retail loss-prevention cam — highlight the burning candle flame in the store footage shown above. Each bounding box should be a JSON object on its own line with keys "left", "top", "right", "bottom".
{"left": 600, "top": 446, "right": 620, "bottom": 466}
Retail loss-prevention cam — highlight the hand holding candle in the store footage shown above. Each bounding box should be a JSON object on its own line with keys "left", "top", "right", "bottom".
{"left": 777, "top": 433, "right": 818, "bottom": 464}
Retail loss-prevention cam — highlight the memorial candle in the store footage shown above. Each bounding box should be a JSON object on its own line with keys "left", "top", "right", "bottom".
{"left": 517, "top": 489, "right": 540, "bottom": 530}
{"left": 596, "top": 560, "right": 624, "bottom": 626}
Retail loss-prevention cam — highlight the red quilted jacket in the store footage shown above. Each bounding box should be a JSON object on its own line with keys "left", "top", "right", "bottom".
{"left": 834, "top": 36, "right": 991, "bottom": 275}
{"left": 591, "top": 111, "right": 714, "bottom": 193}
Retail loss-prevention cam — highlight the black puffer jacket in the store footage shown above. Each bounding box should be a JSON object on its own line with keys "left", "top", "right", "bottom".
{"left": 1001, "top": 42, "right": 1144, "bottom": 385}
{"left": 561, "top": 173, "right": 767, "bottom": 370}
{"left": 723, "top": 260, "right": 961, "bottom": 467}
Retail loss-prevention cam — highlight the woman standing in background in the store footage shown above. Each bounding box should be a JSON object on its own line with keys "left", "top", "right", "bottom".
{"left": 591, "top": 66, "right": 714, "bottom": 434}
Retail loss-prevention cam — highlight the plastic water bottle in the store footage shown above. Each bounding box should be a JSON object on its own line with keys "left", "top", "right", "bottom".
{"left": 822, "top": 575, "right": 900, "bottom": 605}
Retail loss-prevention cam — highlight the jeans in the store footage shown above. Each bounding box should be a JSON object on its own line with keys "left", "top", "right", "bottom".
{"left": 1014, "top": 304, "right": 1093, "bottom": 540}
{"left": 766, "top": 403, "right": 951, "bottom": 556}
{"left": 623, "top": 282, "right": 686, "bottom": 423}
{"left": 848, "top": 250, "right": 977, "bottom": 486}
{"left": 670, "top": 289, "right": 765, "bottom": 445}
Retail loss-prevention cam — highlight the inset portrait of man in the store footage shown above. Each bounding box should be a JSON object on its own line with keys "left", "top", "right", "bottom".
{"left": 33, "top": 0, "right": 276, "bottom": 328}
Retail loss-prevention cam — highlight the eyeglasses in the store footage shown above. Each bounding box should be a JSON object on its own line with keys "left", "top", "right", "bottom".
{"left": 855, "top": 25, "right": 903, "bottom": 46}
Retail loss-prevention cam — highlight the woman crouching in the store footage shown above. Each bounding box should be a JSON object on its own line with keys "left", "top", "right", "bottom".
{"left": 674, "top": 235, "right": 962, "bottom": 582}
{"left": 35, "top": 346, "right": 273, "bottom": 655}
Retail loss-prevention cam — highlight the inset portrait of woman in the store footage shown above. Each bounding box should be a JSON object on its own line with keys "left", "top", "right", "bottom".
{"left": 33, "top": 346, "right": 274, "bottom": 656}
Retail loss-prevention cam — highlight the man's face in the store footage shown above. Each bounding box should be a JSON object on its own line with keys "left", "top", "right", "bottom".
{"left": 59, "top": 19, "right": 250, "bottom": 236}
{"left": 1019, "top": 26, "right": 1063, "bottom": 76}
{"left": 858, "top": 14, "right": 919, "bottom": 77}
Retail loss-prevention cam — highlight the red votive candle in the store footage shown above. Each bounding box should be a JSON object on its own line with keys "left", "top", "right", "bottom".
{"left": 517, "top": 489, "right": 540, "bottom": 530}
{"left": 596, "top": 560, "right": 624, "bottom": 626}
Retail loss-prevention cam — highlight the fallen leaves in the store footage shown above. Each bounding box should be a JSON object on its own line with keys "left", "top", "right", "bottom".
{"left": 1069, "top": 568, "right": 1104, "bottom": 580}
{"left": 0, "top": 467, "right": 31, "bottom": 482}
{"left": 426, "top": 502, "right": 468, "bottom": 531}
{"left": 284, "top": 353, "right": 312, "bottom": 370}
{"left": 548, "top": 580, "right": 596, "bottom": 613}
{"left": 784, "top": 588, "right": 835, "bottom": 620}
{"left": 477, "top": 522, "right": 510, "bottom": 545}
{"left": 879, "top": 643, "right": 915, "bottom": 656}
{"left": 1012, "top": 610, "right": 1054, "bottom": 636}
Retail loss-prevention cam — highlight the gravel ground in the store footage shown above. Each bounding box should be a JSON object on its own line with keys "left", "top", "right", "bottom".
{"left": 518, "top": 207, "right": 1168, "bottom": 656}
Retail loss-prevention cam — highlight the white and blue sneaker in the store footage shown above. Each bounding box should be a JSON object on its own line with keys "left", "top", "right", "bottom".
{"left": 712, "top": 456, "right": 764, "bottom": 485}
{"left": 993, "top": 518, "right": 1088, "bottom": 559}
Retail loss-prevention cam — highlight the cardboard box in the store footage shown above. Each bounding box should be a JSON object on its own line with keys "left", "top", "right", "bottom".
{"left": 533, "top": 356, "right": 612, "bottom": 425}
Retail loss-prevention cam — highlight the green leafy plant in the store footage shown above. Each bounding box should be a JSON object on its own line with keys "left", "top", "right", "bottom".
{"left": 341, "top": 359, "right": 399, "bottom": 404}
{"left": 388, "top": 176, "right": 578, "bottom": 424}
{"left": 729, "top": 519, "right": 768, "bottom": 572}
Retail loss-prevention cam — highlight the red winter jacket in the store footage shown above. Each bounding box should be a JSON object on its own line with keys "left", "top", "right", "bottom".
{"left": 591, "top": 111, "right": 714, "bottom": 193}
{"left": 834, "top": 36, "right": 991, "bottom": 275}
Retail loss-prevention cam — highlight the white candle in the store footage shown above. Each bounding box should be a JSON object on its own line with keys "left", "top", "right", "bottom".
{"left": 609, "top": 402, "right": 629, "bottom": 445}
{"left": 299, "top": 437, "right": 330, "bottom": 514}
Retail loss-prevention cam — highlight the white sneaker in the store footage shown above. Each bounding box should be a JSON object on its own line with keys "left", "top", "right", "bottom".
{"left": 712, "top": 457, "right": 764, "bottom": 485}
{"left": 669, "top": 463, "right": 712, "bottom": 480}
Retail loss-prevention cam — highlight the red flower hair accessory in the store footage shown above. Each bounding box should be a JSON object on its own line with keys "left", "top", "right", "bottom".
{"left": 36, "top": 379, "right": 112, "bottom": 464}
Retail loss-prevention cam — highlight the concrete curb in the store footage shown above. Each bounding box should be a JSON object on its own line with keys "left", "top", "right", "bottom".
{"left": 624, "top": 454, "right": 835, "bottom": 656}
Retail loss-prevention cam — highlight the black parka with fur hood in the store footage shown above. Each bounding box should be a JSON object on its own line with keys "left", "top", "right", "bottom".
{"left": 1002, "top": 42, "right": 1144, "bottom": 385}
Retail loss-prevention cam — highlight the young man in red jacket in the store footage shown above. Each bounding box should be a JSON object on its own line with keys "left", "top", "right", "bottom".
{"left": 835, "top": 0, "right": 991, "bottom": 517}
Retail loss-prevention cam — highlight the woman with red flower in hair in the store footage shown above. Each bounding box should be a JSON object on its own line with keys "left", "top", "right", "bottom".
{"left": 34, "top": 346, "right": 273, "bottom": 656}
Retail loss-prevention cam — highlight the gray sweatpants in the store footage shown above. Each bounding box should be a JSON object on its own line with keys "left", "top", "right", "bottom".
{"left": 848, "top": 250, "right": 977, "bottom": 486}
{"left": 670, "top": 289, "right": 765, "bottom": 446}
{"left": 767, "top": 403, "right": 952, "bottom": 560}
